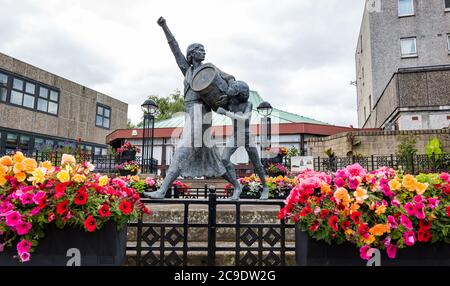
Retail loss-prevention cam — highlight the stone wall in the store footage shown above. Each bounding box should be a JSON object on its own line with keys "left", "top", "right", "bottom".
{"left": 307, "top": 129, "right": 450, "bottom": 157}
{"left": 0, "top": 52, "right": 127, "bottom": 145}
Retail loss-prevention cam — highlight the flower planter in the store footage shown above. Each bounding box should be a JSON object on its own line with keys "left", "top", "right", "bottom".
{"left": 295, "top": 227, "right": 450, "bottom": 266}
{"left": 118, "top": 169, "right": 137, "bottom": 176}
{"left": 0, "top": 222, "right": 127, "bottom": 266}
{"left": 119, "top": 150, "right": 136, "bottom": 163}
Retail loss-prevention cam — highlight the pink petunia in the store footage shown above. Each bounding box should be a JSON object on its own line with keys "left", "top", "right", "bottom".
{"left": 414, "top": 203, "right": 426, "bottom": 220}
{"left": 427, "top": 198, "right": 440, "bottom": 209}
{"left": 16, "top": 221, "right": 32, "bottom": 236}
{"left": 29, "top": 206, "right": 42, "bottom": 216}
{"left": 440, "top": 172, "right": 450, "bottom": 182}
{"left": 0, "top": 202, "right": 13, "bottom": 214}
{"left": 413, "top": 195, "right": 423, "bottom": 204}
{"left": 387, "top": 215, "right": 398, "bottom": 229}
{"left": 349, "top": 178, "right": 360, "bottom": 190}
{"left": 404, "top": 203, "right": 416, "bottom": 217}
{"left": 403, "top": 231, "right": 416, "bottom": 247}
{"left": 0, "top": 243, "right": 4, "bottom": 253}
{"left": 400, "top": 215, "right": 413, "bottom": 230}
{"left": 359, "top": 245, "right": 371, "bottom": 261}
{"left": 391, "top": 199, "right": 401, "bottom": 207}
{"left": 16, "top": 239, "right": 32, "bottom": 254}
{"left": 387, "top": 244, "right": 398, "bottom": 259}
{"left": 19, "top": 252, "right": 30, "bottom": 262}
{"left": 345, "top": 164, "right": 367, "bottom": 178}
{"left": 32, "top": 191, "right": 47, "bottom": 205}
{"left": 5, "top": 211, "right": 22, "bottom": 227}
{"left": 19, "top": 193, "right": 34, "bottom": 205}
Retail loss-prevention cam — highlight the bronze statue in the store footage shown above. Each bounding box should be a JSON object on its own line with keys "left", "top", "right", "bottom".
{"left": 145, "top": 17, "right": 242, "bottom": 199}
{"left": 217, "top": 81, "right": 270, "bottom": 200}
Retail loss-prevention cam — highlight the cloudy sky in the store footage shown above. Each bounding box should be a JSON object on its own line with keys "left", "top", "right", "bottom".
{"left": 0, "top": 0, "right": 366, "bottom": 127}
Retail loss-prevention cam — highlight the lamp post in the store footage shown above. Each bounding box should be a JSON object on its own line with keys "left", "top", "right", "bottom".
{"left": 257, "top": 101, "right": 273, "bottom": 158}
{"left": 141, "top": 99, "right": 158, "bottom": 174}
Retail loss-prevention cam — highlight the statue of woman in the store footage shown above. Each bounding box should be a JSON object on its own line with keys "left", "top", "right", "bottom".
{"left": 145, "top": 17, "right": 238, "bottom": 198}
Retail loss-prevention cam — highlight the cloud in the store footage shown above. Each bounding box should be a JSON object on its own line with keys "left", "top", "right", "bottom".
{"left": 0, "top": 0, "right": 365, "bottom": 127}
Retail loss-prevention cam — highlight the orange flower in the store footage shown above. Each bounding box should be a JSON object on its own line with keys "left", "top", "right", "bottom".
{"left": 320, "top": 182, "right": 332, "bottom": 194}
{"left": 370, "top": 224, "right": 388, "bottom": 236}
{"left": 13, "top": 162, "right": 25, "bottom": 174}
{"left": 375, "top": 204, "right": 387, "bottom": 215}
{"left": 23, "top": 158, "right": 37, "bottom": 173}
{"left": 13, "top": 151, "right": 25, "bottom": 163}
{"left": 345, "top": 229, "right": 355, "bottom": 236}
{"left": 388, "top": 179, "right": 401, "bottom": 191}
{"left": 15, "top": 172, "right": 26, "bottom": 182}
{"left": 414, "top": 182, "right": 428, "bottom": 195}
{"left": 353, "top": 187, "right": 368, "bottom": 203}
{"left": 0, "top": 175, "right": 6, "bottom": 186}
{"left": 0, "top": 164, "right": 9, "bottom": 176}
{"left": 363, "top": 235, "right": 376, "bottom": 245}
{"left": 0, "top": 156, "right": 13, "bottom": 166}
{"left": 402, "top": 175, "right": 417, "bottom": 192}
{"left": 334, "top": 188, "right": 351, "bottom": 207}
{"left": 350, "top": 203, "right": 360, "bottom": 213}
{"left": 39, "top": 161, "right": 54, "bottom": 172}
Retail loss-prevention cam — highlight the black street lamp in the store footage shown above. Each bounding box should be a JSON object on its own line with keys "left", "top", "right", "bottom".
{"left": 257, "top": 101, "right": 273, "bottom": 157}
{"left": 141, "top": 99, "right": 158, "bottom": 174}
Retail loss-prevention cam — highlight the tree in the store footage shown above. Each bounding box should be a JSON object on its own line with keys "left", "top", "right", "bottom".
{"left": 127, "top": 119, "right": 136, "bottom": 129}
{"left": 138, "top": 90, "right": 185, "bottom": 126}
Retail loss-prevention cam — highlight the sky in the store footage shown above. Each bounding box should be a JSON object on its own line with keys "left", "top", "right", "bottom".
{"left": 0, "top": 0, "right": 366, "bottom": 127}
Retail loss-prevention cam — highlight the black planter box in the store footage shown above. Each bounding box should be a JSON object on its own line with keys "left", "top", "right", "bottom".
{"left": 118, "top": 169, "right": 137, "bottom": 176}
{"left": 119, "top": 150, "right": 136, "bottom": 163}
{"left": 296, "top": 227, "right": 450, "bottom": 266}
{"left": 0, "top": 221, "right": 127, "bottom": 266}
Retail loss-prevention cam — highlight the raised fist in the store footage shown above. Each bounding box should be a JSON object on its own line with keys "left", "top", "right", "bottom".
{"left": 157, "top": 17, "right": 166, "bottom": 27}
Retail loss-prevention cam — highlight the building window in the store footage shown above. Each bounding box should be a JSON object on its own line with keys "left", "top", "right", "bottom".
{"left": 446, "top": 0, "right": 450, "bottom": 11}
{"left": 398, "top": 0, "right": 414, "bottom": 17}
{"left": 0, "top": 72, "right": 7, "bottom": 102}
{"left": 0, "top": 70, "right": 59, "bottom": 115}
{"left": 447, "top": 34, "right": 450, "bottom": 53}
{"left": 96, "top": 104, "right": 111, "bottom": 129}
{"left": 400, "top": 37, "right": 417, "bottom": 58}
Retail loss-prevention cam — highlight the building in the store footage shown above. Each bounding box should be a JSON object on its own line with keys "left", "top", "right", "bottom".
{"left": 356, "top": 0, "right": 450, "bottom": 129}
{"left": 107, "top": 91, "right": 356, "bottom": 175}
{"left": 0, "top": 52, "right": 128, "bottom": 155}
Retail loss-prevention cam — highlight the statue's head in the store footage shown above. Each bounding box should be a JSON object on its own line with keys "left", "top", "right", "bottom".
{"left": 186, "top": 43, "right": 205, "bottom": 65}
{"left": 229, "top": 81, "right": 250, "bottom": 103}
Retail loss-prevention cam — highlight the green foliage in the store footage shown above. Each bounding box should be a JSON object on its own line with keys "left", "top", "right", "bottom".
{"left": 138, "top": 90, "right": 185, "bottom": 125}
{"left": 396, "top": 135, "right": 417, "bottom": 157}
{"left": 324, "top": 148, "right": 335, "bottom": 158}
{"left": 127, "top": 119, "right": 136, "bottom": 129}
{"left": 425, "top": 137, "right": 443, "bottom": 157}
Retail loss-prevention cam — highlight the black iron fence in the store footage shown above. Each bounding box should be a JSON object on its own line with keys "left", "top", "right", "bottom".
{"left": 0, "top": 151, "right": 158, "bottom": 174}
{"left": 128, "top": 187, "right": 295, "bottom": 266}
{"left": 314, "top": 154, "right": 450, "bottom": 174}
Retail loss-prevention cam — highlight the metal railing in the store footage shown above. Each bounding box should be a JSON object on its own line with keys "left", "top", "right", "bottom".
{"left": 128, "top": 187, "right": 295, "bottom": 266}
{"left": 0, "top": 151, "right": 158, "bottom": 174}
{"left": 314, "top": 154, "right": 450, "bottom": 174}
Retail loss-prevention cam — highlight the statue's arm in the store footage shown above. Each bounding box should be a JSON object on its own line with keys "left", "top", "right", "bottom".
{"left": 158, "top": 17, "right": 189, "bottom": 75}
{"left": 224, "top": 103, "right": 252, "bottom": 122}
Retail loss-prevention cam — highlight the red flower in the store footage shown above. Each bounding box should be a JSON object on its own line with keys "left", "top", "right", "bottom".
{"left": 56, "top": 200, "right": 69, "bottom": 215}
{"left": 350, "top": 212, "right": 362, "bottom": 225}
{"left": 418, "top": 230, "right": 432, "bottom": 242}
{"left": 341, "top": 220, "right": 351, "bottom": 231}
{"left": 320, "top": 209, "right": 330, "bottom": 219}
{"left": 309, "top": 220, "right": 321, "bottom": 232}
{"left": 84, "top": 215, "right": 97, "bottom": 232}
{"left": 119, "top": 200, "right": 133, "bottom": 215}
{"left": 98, "top": 204, "right": 111, "bottom": 218}
{"left": 358, "top": 224, "right": 370, "bottom": 238}
{"left": 300, "top": 206, "right": 312, "bottom": 217}
{"left": 74, "top": 191, "right": 89, "bottom": 206}
{"left": 328, "top": 215, "right": 339, "bottom": 232}
{"left": 419, "top": 220, "right": 432, "bottom": 231}
{"left": 446, "top": 206, "right": 450, "bottom": 218}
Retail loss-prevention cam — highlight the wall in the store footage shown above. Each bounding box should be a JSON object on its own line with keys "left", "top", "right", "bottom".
{"left": 307, "top": 129, "right": 450, "bottom": 157}
{"left": 0, "top": 52, "right": 127, "bottom": 145}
